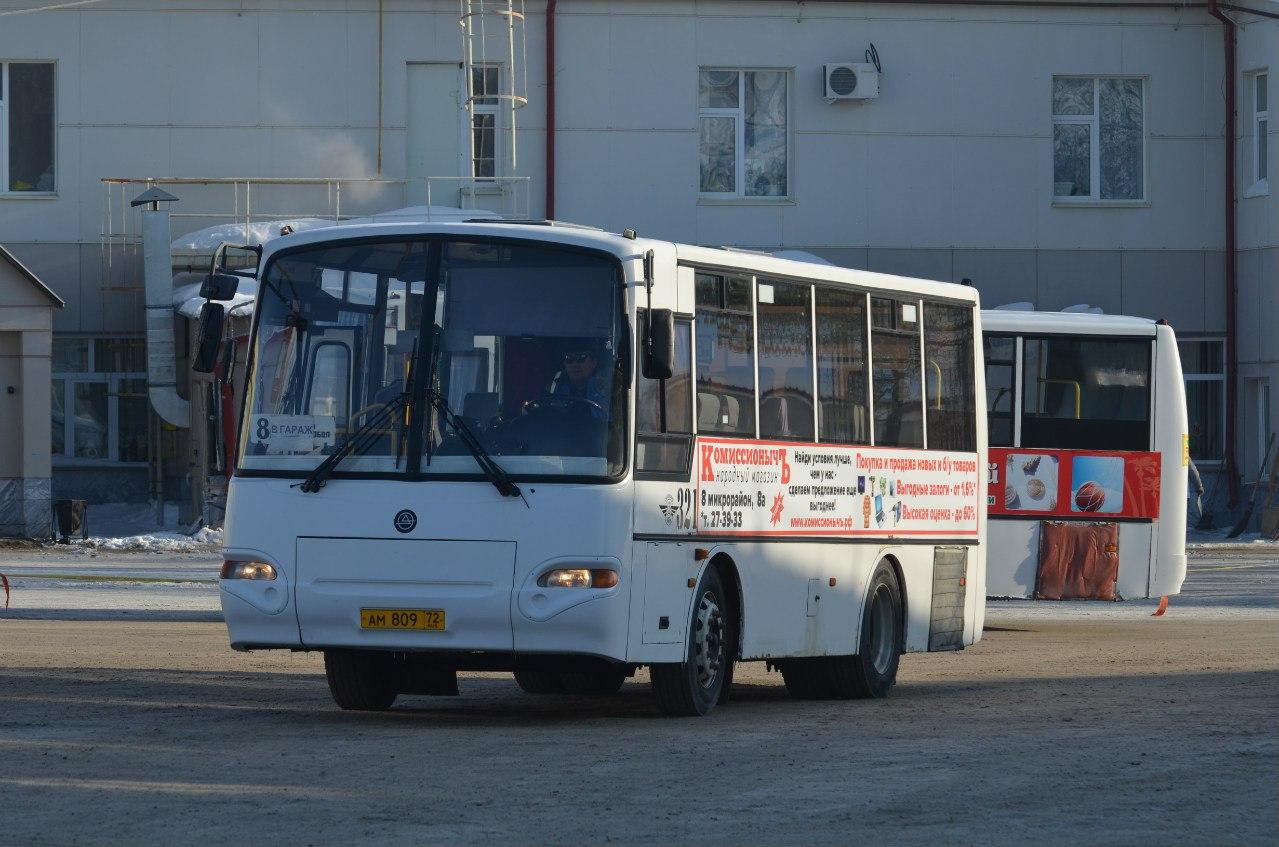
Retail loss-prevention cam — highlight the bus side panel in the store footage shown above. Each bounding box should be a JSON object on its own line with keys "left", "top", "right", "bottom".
{"left": 1151, "top": 324, "right": 1189, "bottom": 596}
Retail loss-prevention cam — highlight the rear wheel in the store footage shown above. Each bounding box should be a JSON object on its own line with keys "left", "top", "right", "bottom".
{"left": 513, "top": 671, "right": 564, "bottom": 694}
{"left": 559, "top": 667, "right": 628, "bottom": 695}
{"left": 828, "top": 561, "right": 903, "bottom": 699}
{"left": 650, "top": 566, "right": 736, "bottom": 716}
{"left": 324, "top": 649, "right": 399, "bottom": 711}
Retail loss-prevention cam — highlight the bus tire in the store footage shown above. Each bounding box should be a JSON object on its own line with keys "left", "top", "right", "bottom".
{"left": 513, "top": 671, "right": 564, "bottom": 694}
{"left": 650, "top": 566, "right": 735, "bottom": 717}
{"left": 779, "top": 657, "right": 835, "bottom": 700}
{"left": 828, "top": 560, "right": 903, "bottom": 699}
{"left": 559, "top": 667, "right": 628, "bottom": 695}
{"left": 323, "top": 649, "right": 399, "bottom": 711}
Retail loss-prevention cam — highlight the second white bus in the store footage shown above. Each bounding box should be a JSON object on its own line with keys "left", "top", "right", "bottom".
{"left": 981, "top": 310, "right": 1188, "bottom": 600}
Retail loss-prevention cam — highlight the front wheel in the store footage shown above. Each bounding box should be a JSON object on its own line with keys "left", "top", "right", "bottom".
{"left": 324, "top": 650, "right": 399, "bottom": 711}
{"left": 828, "top": 560, "right": 903, "bottom": 699}
{"left": 650, "top": 566, "right": 736, "bottom": 716}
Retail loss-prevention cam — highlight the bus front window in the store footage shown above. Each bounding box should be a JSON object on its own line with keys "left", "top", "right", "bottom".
{"left": 239, "top": 238, "right": 627, "bottom": 480}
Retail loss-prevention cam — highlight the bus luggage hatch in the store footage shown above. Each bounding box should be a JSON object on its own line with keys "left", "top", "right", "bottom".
{"left": 294, "top": 537, "right": 517, "bottom": 650}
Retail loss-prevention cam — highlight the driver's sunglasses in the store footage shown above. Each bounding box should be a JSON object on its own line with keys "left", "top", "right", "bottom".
{"left": 562, "top": 352, "right": 592, "bottom": 364}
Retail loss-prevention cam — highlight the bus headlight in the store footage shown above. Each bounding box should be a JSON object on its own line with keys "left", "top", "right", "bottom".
{"left": 221, "top": 560, "right": 277, "bottom": 581}
{"left": 538, "top": 568, "right": 618, "bottom": 589}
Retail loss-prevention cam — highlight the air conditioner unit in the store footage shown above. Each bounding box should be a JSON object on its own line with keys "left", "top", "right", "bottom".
{"left": 824, "top": 63, "right": 879, "bottom": 101}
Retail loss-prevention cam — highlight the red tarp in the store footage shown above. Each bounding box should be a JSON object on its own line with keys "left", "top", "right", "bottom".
{"left": 1035, "top": 521, "right": 1120, "bottom": 601}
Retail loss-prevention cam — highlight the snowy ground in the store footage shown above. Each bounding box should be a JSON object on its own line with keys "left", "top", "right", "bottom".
{"left": 54, "top": 501, "right": 225, "bottom": 553}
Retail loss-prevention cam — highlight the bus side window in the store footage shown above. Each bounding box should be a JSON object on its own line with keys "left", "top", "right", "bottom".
{"left": 870, "top": 297, "right": 924, "bottom": 448}
{"left": 815, "top": 287, "right": 870, "bottom": 445}
{"left": 757, "top": 279, "right": 815, "bottom": 440}
{"left": 637, "top": 312, "right": 693, "bottom": 476}
{"left": 923, "top": 302, "right": 976, "bottom": 451}
{"left": 983, "top": 335, "right": 1016, "bottom": 447}
{"left": 694, "top": 272, "right": 757, "bottom": 437}
{"left": 1021, "top": 337, "right": 1151, "bottom": 450}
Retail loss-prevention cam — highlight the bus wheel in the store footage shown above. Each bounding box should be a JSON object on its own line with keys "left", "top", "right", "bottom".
{"left": 650, "top": 566, "right": 735, "bottom": 717}
{"left": 560, "top": 666, "right": 628, "bottom": 695}
{"left": 829, "top": 561, "right": 903, "bottom": 699}
{"left": 513, "top": 671, "right": 565, "bottom": 694}
{"left": 323, "top": 649, "right": 399, "bottom": 711}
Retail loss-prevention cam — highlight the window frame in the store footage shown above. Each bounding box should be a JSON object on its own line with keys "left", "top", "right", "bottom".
{"left": 0, "top": 60, "right": 57, "bottom": 197}
{"left": 51, "top": 336, "right": 148, "bottom": 466}
{"left": 983, "top": 333, "right": 1018, "bottom": 448}
{"left": 697, "top": 67, "right": 792, "bottom": 202}
{"left": 1179, "top": 336, "right": 1226, "bottom": 465}
{"left": 1051, "top": 75, "right": 1148, "bottom": 206}
{"left": 635, "top": 311, "right": 696, "bottom": 480}
{"left": 468, "top": 63, "right": 501, "bottom": 181}
{"left": 1253, "top": 70, "right": 1269, "bottom": 189}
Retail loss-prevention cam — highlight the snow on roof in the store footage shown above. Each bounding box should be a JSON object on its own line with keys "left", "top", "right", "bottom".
{"left": 981, "top": 308, "right": 1157, "bottom": 336}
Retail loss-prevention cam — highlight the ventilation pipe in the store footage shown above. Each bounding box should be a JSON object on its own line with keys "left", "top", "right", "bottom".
{"left": 135, "top": 188, "right": 191, "bottom": 428}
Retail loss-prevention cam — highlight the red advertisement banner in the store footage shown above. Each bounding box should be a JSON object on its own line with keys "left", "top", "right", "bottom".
{"left": 987, "top": 447, "right": 1161, "bottom": 520}
{"left": 696, "top": 437, "right": 981, "bottom": 538}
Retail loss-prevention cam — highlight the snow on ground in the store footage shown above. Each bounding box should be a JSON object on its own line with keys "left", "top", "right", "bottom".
{"left": 66, "top": 501, "right": 223, "bottom": 553}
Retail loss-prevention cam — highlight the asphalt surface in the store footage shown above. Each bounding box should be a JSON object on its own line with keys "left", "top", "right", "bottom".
{"left": 0, "top": 546, "right": 1275, "bottom": 846}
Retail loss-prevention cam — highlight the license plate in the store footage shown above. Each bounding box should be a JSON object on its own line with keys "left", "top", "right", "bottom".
{"left": 360, "top": 608, "right": 445, "bottom": 631}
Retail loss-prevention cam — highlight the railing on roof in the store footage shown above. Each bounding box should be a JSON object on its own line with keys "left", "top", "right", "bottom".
{"left": 99, "top": 175, "right": 532, "bottom": 291}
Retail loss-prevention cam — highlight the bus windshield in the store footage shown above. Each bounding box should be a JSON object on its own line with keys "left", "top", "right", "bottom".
{"left": 238, "top": 237, "right": 627, "bottom": 480}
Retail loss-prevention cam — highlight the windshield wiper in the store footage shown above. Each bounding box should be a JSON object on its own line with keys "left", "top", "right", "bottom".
{"left": 296, "top": 395, "right": 405, "bottom": 493}
{"left": 425, "top": 389, "right": 524, "bottom": 501}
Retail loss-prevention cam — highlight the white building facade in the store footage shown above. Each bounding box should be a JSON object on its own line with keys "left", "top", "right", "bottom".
{"left": 0, "top": 0, "right": 1274, "bottom": 507}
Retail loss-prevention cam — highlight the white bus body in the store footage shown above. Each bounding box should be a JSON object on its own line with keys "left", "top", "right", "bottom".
{"left": 217, "top": 221, "right": 986, "bottom": 715}
{"left": 981, "top": 310, "right": 1188, "bottom": 600}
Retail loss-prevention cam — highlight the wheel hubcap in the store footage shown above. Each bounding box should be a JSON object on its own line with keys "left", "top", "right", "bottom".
{"left": 692, "top": 591, "right": 725, "bottom": 689}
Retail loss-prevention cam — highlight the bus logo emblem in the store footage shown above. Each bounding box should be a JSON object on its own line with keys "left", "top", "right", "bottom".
{"left": 393, "top": 509, "right": 417, "bottom": 534}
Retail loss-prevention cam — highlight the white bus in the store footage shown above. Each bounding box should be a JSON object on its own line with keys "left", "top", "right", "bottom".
{"left": 981, "top": 310, "right": 1188, "bottom": 600}
{"left": 201, "top": 221, "right": 986, "bottom": 716}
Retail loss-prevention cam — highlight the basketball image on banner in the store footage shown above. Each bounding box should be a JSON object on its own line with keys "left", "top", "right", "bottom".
{"left": 1071, "top": 455, "right": 1124, "bottom": 514}
{"left": 695, "top": 437, "right": 980, "bottom": 538}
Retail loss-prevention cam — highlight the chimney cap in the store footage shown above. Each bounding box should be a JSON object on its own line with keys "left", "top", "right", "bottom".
{"left": 130, "top": 186, "right": 179, "bottom": 207}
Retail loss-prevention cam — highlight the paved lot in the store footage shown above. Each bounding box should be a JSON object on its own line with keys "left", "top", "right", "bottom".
{"left": 0, "top": 549, "right": 1275, "bottom": 846}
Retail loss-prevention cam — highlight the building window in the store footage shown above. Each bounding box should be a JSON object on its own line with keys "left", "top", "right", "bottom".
{"left": 469, "top": 65, "right": 499, "bottom": 179}
{"left": 698, "top": 69, "right": 788, "bottom": 198}
{"left": 1179, "top": 338, "right": 1225, "bottom": 462}
{"left": 1052, "top": 76, "right": 1144, "bottom": 202}
{"left": 51, "top": 337, "right": 148, "bottom": 463}
{"left": 0, "top": 62, "right": 55, "bottom": 193}
{"left": 1254, "top": 71, "right": 1269, "bottom": 186}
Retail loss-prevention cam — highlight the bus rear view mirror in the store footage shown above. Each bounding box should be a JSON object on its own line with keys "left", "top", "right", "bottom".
{"left": 199, "top": 272, "right": 241, "bottom": 301}
{"left": 193, "top": 302, "right": 226, "bottom": 373}
{"left": 643, "top": 308, "right": 675, "bottom": 380}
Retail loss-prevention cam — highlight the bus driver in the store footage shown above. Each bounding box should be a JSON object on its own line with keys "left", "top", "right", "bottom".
{"left": 545, "top": 345, "right": 610, "bottom": 417}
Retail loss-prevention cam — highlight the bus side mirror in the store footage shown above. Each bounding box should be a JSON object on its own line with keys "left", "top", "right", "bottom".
{"left": 192, "top": 302, "right": 226, "bottom": 373}
{"left": 200, "top": 272, "right": 240, "bottom": 301}
{"left": 643, "top": 308, "right": 675, "bottom": 380}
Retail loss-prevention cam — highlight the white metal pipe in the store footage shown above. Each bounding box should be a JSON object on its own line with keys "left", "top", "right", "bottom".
{"left": 142, "top": 208, "right": 192, "bottom": 428}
